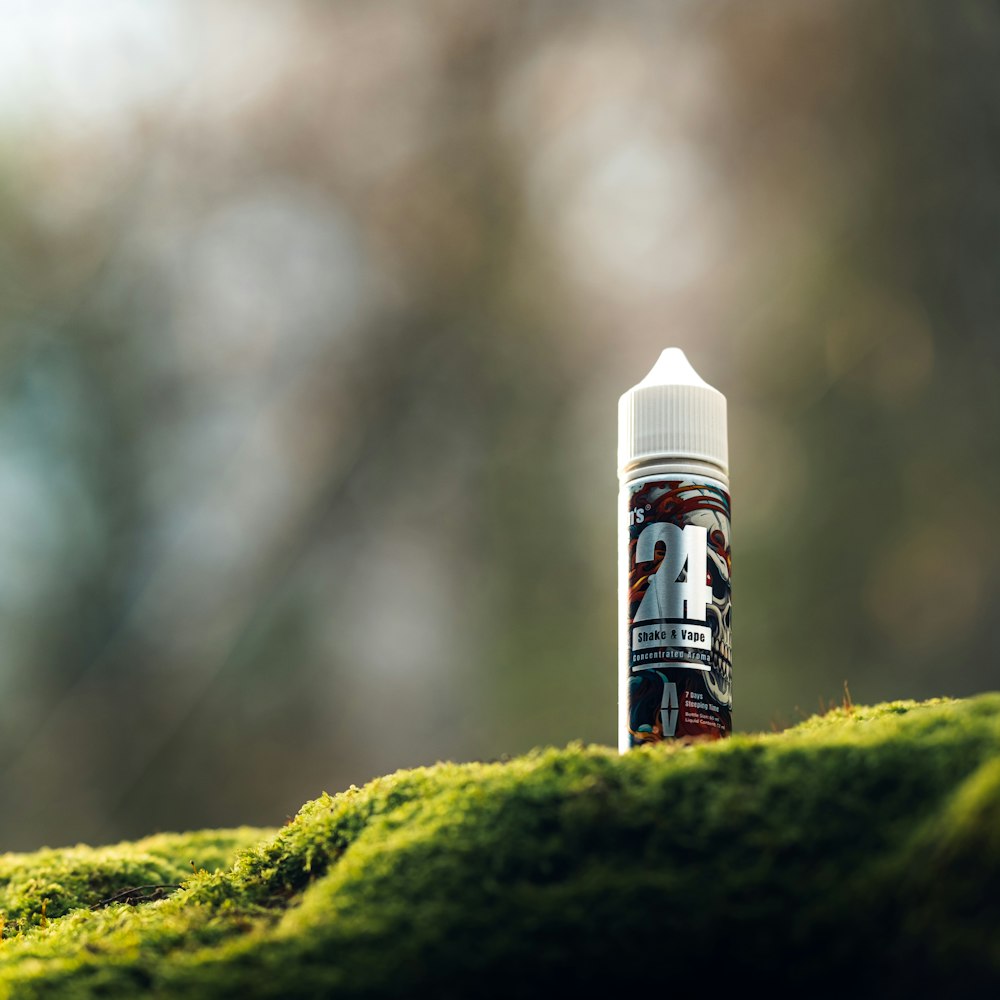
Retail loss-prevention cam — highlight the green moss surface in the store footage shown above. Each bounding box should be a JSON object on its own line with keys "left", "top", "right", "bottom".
{"left": 2, "top": 695, "right": 999, "bottom": 996}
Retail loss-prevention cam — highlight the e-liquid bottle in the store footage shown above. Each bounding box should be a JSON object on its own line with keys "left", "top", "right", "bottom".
{"left": 618, "top": 348, "right": 731, "bottom": 750}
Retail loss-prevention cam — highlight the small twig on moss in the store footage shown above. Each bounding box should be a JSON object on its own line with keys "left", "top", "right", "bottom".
{"left": 89, "top": 885, "right": 182, "bottom": 911}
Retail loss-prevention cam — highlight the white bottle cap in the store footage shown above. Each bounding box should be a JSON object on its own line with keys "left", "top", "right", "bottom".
{"left": 618, "top": 348, "right": 728, "bottom": 477}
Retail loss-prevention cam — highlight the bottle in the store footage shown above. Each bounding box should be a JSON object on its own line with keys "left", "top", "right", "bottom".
{"left": 618, "top": 348, "right": 732, "bottom": 750}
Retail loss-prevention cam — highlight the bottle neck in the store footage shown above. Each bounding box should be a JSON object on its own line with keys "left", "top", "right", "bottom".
{"left": 620, "top": 458, "right": 729, "bottom": 490}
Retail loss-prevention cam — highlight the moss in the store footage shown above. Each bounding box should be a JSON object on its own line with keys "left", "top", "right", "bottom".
{"left": 0, "top": 829, "right": 272, "bottom": 936}
{"left": 1, "top": 695, "right": 999, "bottom": 997}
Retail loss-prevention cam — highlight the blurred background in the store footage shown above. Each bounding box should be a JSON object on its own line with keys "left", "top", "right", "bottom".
{"left": 0, "top": 0, "right": 998, "bottom": 849}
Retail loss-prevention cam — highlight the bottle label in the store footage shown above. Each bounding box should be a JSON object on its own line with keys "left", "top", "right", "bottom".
{"left": 622, "top": 477, "right": 732, "bottom": 744}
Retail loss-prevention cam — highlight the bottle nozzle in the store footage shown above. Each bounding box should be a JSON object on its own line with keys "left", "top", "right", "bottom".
{"left": 637, "top": 348, "right": 711, "bottom": 389}
{"left": 618, "top": 347, "right": 728, "bottom": 477}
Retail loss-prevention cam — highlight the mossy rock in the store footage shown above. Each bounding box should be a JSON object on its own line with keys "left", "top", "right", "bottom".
{"left": 1, "top": 695, "right": 999, "bottom": 997}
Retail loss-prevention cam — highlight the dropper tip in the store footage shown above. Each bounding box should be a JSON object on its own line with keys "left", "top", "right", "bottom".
{"left": 637, "top": 347, "right": 710, "bottom": 389}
